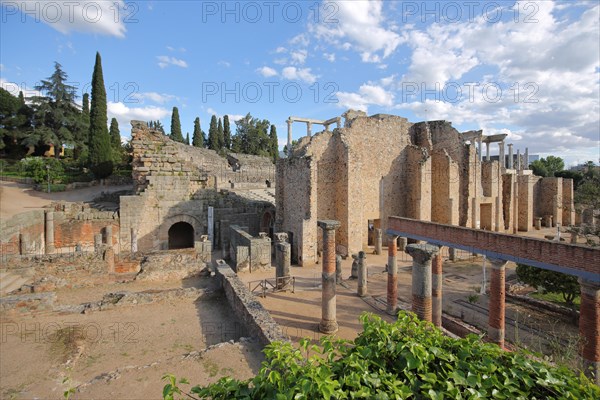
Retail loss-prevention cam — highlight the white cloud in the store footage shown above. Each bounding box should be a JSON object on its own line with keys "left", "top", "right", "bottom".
{"left": 108, "top": 102, "right": 170, "bottom": 135}
{"left": 323, "top": 53, "right": 336, "bottom": 62}
{"left": 157, "top": 56, "right": 188, "bottom": 69}
{"left": 337, "top": 84, "right": 394, "bottom": 111}
{"left": 9, "top": 0, "right": 127, "bottom": 37}
{"left": 275, "top": 46, "right": 287, "bottom": 53}
{"left": 289, "top": 33, "right": 309, "bottom": 47}
{"left": 281, "top": 67, "right": 318, "bottom": 84}
{"left": 206, "top": 108, "right": 244, "bottom": 123}
{"left": 310, "top": 0, "right": 402, "bottom": 63}
{"left": 132, "top": 92, "right": 178, "bottom": 104}
{"left": 290, "top": 49, "right": 308, "bottom": 65}
{"left": 218, "top": 60, "right": 231, "bottom": 68}
{"left": 0, "top": 78, "right": 41, "bottom": 98}
{"left": 257, "top": 66, "right": 278, "bottom": 78}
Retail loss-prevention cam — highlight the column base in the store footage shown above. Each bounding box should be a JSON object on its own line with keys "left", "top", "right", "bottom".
{"left": 487, "top": 326, "right": 505, "bottom": 348}
{"left": 319, "top": 319, "right": 338, "bottom": 334}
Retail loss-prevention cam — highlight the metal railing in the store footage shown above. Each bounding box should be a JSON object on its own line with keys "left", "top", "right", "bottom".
{"left": 248, "top": 276, "right": 295, "bottom": 297}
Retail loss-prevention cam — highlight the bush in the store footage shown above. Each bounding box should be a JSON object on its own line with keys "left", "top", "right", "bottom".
{"left": 516, "top": 263, "right": 580, "bottom": 306}
{"left": 163, "top": 312, "right": 599, "bottom": 399}
{"left": 18, "top": 157, "right": 65, "bottom": 184}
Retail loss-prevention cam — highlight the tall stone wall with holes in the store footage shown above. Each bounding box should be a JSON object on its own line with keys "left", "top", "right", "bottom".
{"left": 120, "top": 121, "right": 275, "bottom": 253}
{"left": 276, "top": 110, "right": 563, "bottom": 266}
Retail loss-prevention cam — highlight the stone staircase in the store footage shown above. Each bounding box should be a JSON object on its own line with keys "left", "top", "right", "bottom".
{"left": 231, "top": 188, "right": 276, "bottom": 205}
{"left": 0, "top": 268, "right": 34, "bottom": 296}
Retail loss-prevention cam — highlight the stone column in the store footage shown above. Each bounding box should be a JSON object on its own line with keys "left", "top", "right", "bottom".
{"left": 286, "top": 118, "right": 293, "bottom": 151}
{"left": 507, "top": 144, "right": 514, "bottom": 169}
{"left": 105, "top": 246, "right": 115, "bottom": 273}
{"left": 579, "top": 279, "right": 600, "bottom": 385}
{"left": 406, "top": 244, "right": 439, "bottom": 322}
{"left": 478, "top": 138, "right": 483, "bottom": 162}
{"left": 387, "top": 236, "right": 398, "bottom": 315}
{"left": 485, "top": 142, "right": 490, "bottom": 161}
{"left": 448, "top": 247, "right": 456, "bottom": 261}
{"left": 357, "top": 251, "right": 367, "bottom": 297}
{"left": 535, "top": 217, "right": 542, "bottom": 230}
{"left": 488, "top": 258, "right": 508, "bottom": 348}
{"left": 570, "top": 232, "right": 578, "bottom": 244}
{"left": 524, "top": 148, "right": 529, "bottom": 169}
{"left": 499, "top": 141, "right": 505, "bottom": 168}
{"left": 45, "top": 211, "right": 55, "bottom": 254}
{"left": 516, "top": 149, "right": 521, "bottom": 171}
{"left": 374, "top": 228, "right": 383, "bottom": 255}
{"left": 130, "top": 228, "right": 138, "bottom": 253}
{"left": 318, "top": 220, "right": 341, "bottom": 334}
{"left": 398, "top": 237, "right": 407, "bottom": 252}
{"left": 94, "top": 233, "right": 103, "bottom": 254}
{"left": 335, "top": 254, "right": 342, "bottom": 284}
{"left": 513, "top": 180, "right": 519, "bottom": 234}
{"left": 432, "top": 249, "right": 443, "bottom": 327}
{"left": 274, "top": 233, "right": 291, "bottom": 289}
{"left": 336, "top": 117, "right": 341, "bottom": 129}
{"left": 307, "top": 122, "right": 312, "bottom": 137}
{"left": 105, "top": 225, "right": 113, "bottom": 246}
{"left": 545, "top": 215, "right": 553, "bottom": 228}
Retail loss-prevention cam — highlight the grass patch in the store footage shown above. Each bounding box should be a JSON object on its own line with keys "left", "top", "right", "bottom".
{"left": 48, "top": 326, "right": 87, "bottom": 363}
{"left": 531, "top": 291, "right": 581, "bottom": 308}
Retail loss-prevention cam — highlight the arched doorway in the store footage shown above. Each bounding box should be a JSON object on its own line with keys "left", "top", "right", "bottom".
{"left": 168, "top": 222, "right": 194, "bottom": 249}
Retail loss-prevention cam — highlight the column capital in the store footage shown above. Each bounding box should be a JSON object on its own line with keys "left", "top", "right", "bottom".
{"left": 579, "top": 278, "right": 600, "bottom": 298}
{"left": 318, "top": 220, "right": 341, "bottom": 230}
{"left": 406, "top": 243, "right": 439, "bottom": 263}
{"left": 488, "top": 257, "right": 508, "bottom": 269}
{"left": 274, "top": 232, "right": 288, "bottom": 243}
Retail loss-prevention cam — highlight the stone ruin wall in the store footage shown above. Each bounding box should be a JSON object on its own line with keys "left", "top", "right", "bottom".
{"left": 120, "top": 121, "right": 275, "bottom": 254}
{"left": 276, "top": 111, "right": 576, "bottom": 265}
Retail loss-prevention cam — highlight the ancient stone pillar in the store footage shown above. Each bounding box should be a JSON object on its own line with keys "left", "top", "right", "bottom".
{"left": 485, "top": 142, "right": 490, "bottom": 161}
{"left": 350, "top": 253, "right": 358, "bottom": 279}
{"left": 398, "top": 237, "right": 407, "bottom": 252}
{"left": 406, "top": 244, "right": 439, "bottom": 322}
{"left": 570, "top": 232, "right": 578, "bottom": 244}
{"left": 513, "top": 180, "right": 519, "bottom": 234}
{"left": 374, "top": 228, "right": 383, "bottom": 255}
{"left": 318, "top": 220, "right": 340, "bottom": 334}
{"left": 336, "top": 117, "right": 341, "bottom": 129}
{"left": 275, "top": 233, "right": 291, "bottom": 289}
{"left": 130, "top": 228, "right": 138, "bottom": 253}
{"left": 432, "top": 249, "right": 443, "bottom": 327}
{"left": 499, "top": 141, "right": 505, "bottom": 168}
{"left": 335, "top": 254, "right": 342, "bottom": 284}
{"left": 105, "top": 246, "right": 115, "bottom": 273}
{"left": 105, "top": 225, "right": 113, "bottom": 246}
{"left": 448, "top": 247, "right": 456, "bottom": 261}
{"left": 478, "top": 138, "right": 483, "bottom": 162}
{"left": 516, "top": 149, "right": 521, "bottom": 171}
{"left": 545, "top": 215, "right": 553, "bottom": 228}
{"left": 579, "top": 278, "right": 600, "bottom": 385}
{"left": 357, "top": 251, "right": 367, "bottom": 297}
{"left": 94, "top": 233, "right": 103, "bottom": 254}
{"left": 488, "top": 258, "right": 508, "bottom": 348}
{"left": 45, "top": 211, "right": 55, "bottom": 254}
{"left": 535, "top": 217, "right": 542, "bottom": 230}
{"left": 507, "top": 144, "right": 514, "bottom": 169}
{"left": 387, "top": 236, "right": 398, "bottom": 315}
{"left": 307, "top": 122, "right": 312, "bottom": 137}
{"left": 287, "top": 118, "right": 293, "bottom": 151}
{"left": 524, "top": 148, "right": 529, "bottom": 169}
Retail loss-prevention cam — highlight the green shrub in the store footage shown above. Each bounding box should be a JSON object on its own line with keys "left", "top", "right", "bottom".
{"left": 18, "top": 157, "right": 65, "bottom": 184}
{"left": 163, "top": 312, "right": 599, "bottom": 399}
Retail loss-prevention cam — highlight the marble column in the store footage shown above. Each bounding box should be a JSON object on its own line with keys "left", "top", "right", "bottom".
{"left": 357, "top": 251, "right": 368, "bottom": 297}
{"left": 488, "top": 258, "right": 508, "bottom": 348}
{"left": 432, "top": 249, "right": 444, "bottom": 327}
{"left": 45, "top": 211, "right": 55, "bottom": 254}
{"left": 406, "top": 244, "right": 439, "bottom": 322}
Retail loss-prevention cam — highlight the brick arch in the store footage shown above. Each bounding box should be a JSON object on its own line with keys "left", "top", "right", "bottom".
{"left": 158, "top": 214, "right": 204, "bottom": 247}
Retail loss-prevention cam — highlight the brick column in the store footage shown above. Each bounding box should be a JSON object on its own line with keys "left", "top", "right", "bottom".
{"left": 488, "top": 258, "right": 507, "bottom": 348}
{"left": 275, "top": 233, "right": 291, "bottom": 289}
{"left": 406, "top": 244, "right": 438, "bottom": 323}
{"left": 387, "top": 236, "right": 398, "bottom": 315}
{"left": 579, "top": 279, "right": 600, "bottom": 385}
{"left": 357, "top": 251, "right": 367, "bottom": 297}
{"left": 432, "top": 249, "right": 443, "bottom": 327}
{"left": 45, "top": 211, "right": 55, "bottom": 254}
{"left": 318, "top": 220, "right": 340, "bottom": 334}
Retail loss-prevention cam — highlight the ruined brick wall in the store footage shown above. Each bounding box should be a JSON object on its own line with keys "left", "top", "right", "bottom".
{"left": 536, "top": 177, "right": 564, "bottom": 227}
{"left": 0, "top": 210, "right": 45, "bottom": 256}
{"left": 518, "top": 174, "right": 540, "bottom": 231}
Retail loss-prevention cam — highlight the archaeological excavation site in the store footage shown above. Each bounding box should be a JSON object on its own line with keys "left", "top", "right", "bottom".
{"left": 1, "top": 111, "right": 599, "bottom": 398}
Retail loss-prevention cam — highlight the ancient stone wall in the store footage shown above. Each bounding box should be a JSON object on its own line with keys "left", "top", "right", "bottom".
{"left": 228, "top": 226, "right": 271, "bottom": 272}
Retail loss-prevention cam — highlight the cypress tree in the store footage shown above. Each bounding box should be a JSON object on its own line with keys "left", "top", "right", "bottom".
{"left": 170, "top": 107, "right": 184, "bottom": 142}
{"left": 82, "top": 93, "right": 90, "bottom": 121}
{"left": 88, "top": 52, "right": 113, "bottom": 178}
{"left": 185, "top": 132, "right": 190, "bottom": 145}
{"left": 208, "top": 115, "right": 219, "bottom": 150}
{"left": 217, "top": 117, "right": 224, "bottom": 149}
{"left": 269, "top": 124, "right": 279, "bottom": 162}
{"left": 223, "top": 115, "right": 231, "bottom": 149}
{"left": 109, "top": 117, "right": 122, "bottom": 164}
{"left": 192, "top": 117, "right": 206, "bottom": 147}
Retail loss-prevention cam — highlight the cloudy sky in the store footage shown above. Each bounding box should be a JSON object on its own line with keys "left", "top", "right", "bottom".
{"left": 1, "top": 0, "right": 598, "bottom": 165}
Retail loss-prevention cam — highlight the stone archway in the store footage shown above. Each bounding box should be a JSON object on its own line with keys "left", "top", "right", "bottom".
{"left": 168, "top": 222, "right": 194, "bottom": 249}
{"left": 158, "top": 214, "right": 203, "bottom": 250}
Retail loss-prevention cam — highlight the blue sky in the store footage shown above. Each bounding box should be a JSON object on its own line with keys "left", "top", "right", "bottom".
{"left": 1, "top": 0, "right": 598, "bottom": 166}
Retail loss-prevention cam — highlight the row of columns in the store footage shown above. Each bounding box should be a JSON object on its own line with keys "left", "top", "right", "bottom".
{"left": 481, "top": 140, "right": 529, "bottom": 171}
{"left": 316, "top": 222, "right": 598, "bottom": 383}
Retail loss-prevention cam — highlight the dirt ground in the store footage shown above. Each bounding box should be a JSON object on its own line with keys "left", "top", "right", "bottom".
{"left": 0, "top": 277, "right": 264, "bottom": 400}
{"left": 0, "top": 181, "right": 132, "bottom": 219}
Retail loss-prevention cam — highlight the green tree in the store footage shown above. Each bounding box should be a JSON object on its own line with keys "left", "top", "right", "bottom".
{"left": 29, "top": 62, "right": 85, "bottom": 158}
{"left": 185, "top": 132, "right": 190, "bottom": 145}
{"left": 169, "top": 107, "right": 184, "bottom": 143}
{"left": 0, "top": 88, "right": 31, "bottom": 156}
{"left": 530, "top": 156, "right": 565, "bottom": 177}
{"left": 217, "top": 117, "right": 224, "bottom": 149}
{"left": 233, "top": 113, "right": 270, "bottom": 156}
{"left": 109, "top": 117, "right": 124, "bottom": 164}
{"left": 269, "top": 124, "right": 278, "bottom": 162}
{"left": 208, "top": 115, "right": 219, "bottom": 150}
{"left": 192, "top": 117, "right": 206, "bottom": 147}
{"left": 148, "top": 120, "right": 166, "bottom": 135}
{"left": 88, "top": 52, "right": 113, "bottom": 178}
{"left": 516, "top": 263, "right": 579, "bottom": 305}
{"left": 223, "top": 115, "right": 231, "bottom": 149}
{"left": 283, "top": 139, "right": 298, "bottom": 156}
